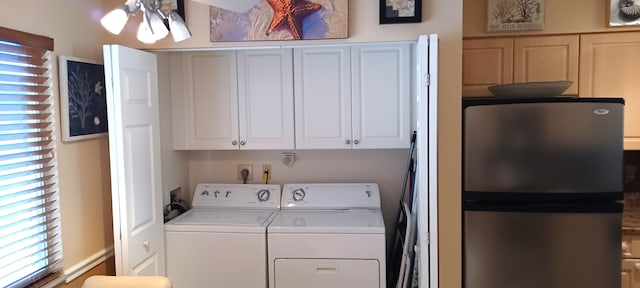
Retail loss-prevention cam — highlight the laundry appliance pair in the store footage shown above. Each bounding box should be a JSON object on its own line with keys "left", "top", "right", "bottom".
{"left": 164, "top": 183, "right": 385, "bottom": 288}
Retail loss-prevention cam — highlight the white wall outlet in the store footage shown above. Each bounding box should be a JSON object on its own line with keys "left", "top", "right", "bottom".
{"left": 237, "top": 164, "right": 253, "bottom": 180}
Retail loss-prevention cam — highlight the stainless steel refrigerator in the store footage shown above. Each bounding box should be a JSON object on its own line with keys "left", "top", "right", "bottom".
{"left": 462, "top": 97, "right": 624, "bottom": 288}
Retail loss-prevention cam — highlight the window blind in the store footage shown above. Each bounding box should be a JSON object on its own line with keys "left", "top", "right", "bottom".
{"left": 0, "top": 27, "right": 61, "bottom": 288}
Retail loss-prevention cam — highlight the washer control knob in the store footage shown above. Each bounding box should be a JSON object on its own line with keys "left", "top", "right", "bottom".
{"left": 292, "top": 188, "right": 306, "bottom": 202}
{"left": 257, "top": 189, "right": 271, "bottom": 202}
{"left": 200, "top": 190, "right": 210, "bottom": 196}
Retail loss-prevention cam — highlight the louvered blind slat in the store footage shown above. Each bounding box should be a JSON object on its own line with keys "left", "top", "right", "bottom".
{"left": 0, "top": 27, "right": 59, "bottom": 288}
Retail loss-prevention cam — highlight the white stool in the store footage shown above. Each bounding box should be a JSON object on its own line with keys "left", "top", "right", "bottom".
{"left": 82, "top": 276, "right": 172, "bottom": 288}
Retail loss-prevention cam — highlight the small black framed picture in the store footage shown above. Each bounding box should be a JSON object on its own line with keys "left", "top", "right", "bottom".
{"left": 161, "top": 0, "right": 186, "bottom": 21}
{"left": 380, "top": 0, "right": 422, "bottom": 24}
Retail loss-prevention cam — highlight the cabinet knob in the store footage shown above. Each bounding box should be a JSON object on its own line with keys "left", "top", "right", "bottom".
{"left": 623, "top": 242, "right": 629, "bottom": 253}
{"left": 345, "top": 140, "right": 351, "bottom": 145}
{"left": 240, "top": 140, "right": 246, "bottom": 146}
{"left": 354, "top": 139, "right": 359, "bottom": 145}
{"left": 635, "top": 263, "right": 640, "bottom": 270}
{"left": 232, "top": 140, "right": 238, "bottom": 146}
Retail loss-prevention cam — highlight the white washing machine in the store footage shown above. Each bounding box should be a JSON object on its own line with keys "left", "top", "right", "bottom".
{"left": 164, "top": 183, "right": 280, "bottom": 288}
{"left": 267, "top": 183, "right": 386, "bottom": 288}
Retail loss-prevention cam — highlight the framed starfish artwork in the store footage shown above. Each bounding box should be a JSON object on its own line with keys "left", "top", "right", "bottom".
{"left": 209, "top": 0, "right": 348, "bottom": 41}
{"left": 380, "top": 0, "right": 422, "bottom": 24}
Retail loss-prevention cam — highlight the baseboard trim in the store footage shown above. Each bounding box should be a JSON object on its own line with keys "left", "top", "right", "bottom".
{"left": 64, "top": 246, "right": 115, "bottom": 283}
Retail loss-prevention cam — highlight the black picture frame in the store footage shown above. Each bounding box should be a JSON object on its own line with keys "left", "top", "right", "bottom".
{"left": 161, "top": 0, "right": 186, "bottom": 21}
{"left": 380, "top": 0, "right": 422, "bottom": 24}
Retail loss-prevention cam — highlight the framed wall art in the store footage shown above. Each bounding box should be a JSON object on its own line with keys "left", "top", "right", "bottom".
{"left": 380, "top": 0, "right": 422, "bottom": 24}
{"left": 608, "top": 0, "right": 640, "bottom": 26}
{"left": 487, "top": 0, "right": 545, "bottom": 32}
{"left": 208, "top": 0, "right": 348, "bottom": 42}
{"left": 58, "top": 56, "right": 108, "bottom": 142}
{"left": 161, "top": 0, "right": 186, "bottom": 20}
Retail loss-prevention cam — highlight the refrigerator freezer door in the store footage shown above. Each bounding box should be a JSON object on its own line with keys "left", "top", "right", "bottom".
{"left": 464, "top": 98, "right": 623, "bottom": 195}
{"left": 464, "top": 207, "right": 621, "bottom": 288}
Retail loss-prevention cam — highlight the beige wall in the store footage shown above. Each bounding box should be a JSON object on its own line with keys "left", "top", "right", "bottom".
{"left": 464, "top": 0, "right": 640, "bottom": 37}
{"left": 1, "top": 1, "right": 114, "bottom": 284}
{"left": 3, "top": 0, "right": 463, "bottom": 287}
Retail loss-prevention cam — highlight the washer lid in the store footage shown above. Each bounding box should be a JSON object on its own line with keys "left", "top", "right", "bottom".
{"left": 164, "top": 209, "right": 276, "bottom": 232}
{"left": 267, "top": 209, "right": 385, "bottom": 234}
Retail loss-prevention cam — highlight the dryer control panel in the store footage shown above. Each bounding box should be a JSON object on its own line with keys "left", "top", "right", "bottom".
{"left": 281, "top": 183, "right": 381, "bottom": 210}
{"left": 192, "top": 183, "right": 281, "bottom": 209}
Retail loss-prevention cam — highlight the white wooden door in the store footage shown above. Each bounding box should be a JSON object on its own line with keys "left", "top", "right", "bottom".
{"left": 173, "top": 51, "right": 238, "bottom": 149}
{"left": 237, "top": 49, "right": 294, "bottom": 150}
{"left": 103, "top": 45, "right": 166, "bottom": 275}
{"left": 351, "top": 44, "right": 411, "bottom": 149}
{"left": 294, "top": 46, "right": 352, "bottom": 149}
{"left": 416, "top": 34, "right": 439, "bottom": 288}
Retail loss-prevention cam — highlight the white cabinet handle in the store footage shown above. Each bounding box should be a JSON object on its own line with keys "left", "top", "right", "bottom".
{"left": 345, "top": 140, "right": 351, "bottom": 145}
{"left": 240, "top": 140, "right": 246, "bottom": 146}
{"left": 623, "top": 242, "right": 629, "bottom": 253}
{"left": 353, "top": 139, "right": 359, "bottom": 145}
{"left": 232, "top": 140, "right": 238, "bottom": 146}
{"left": 635, "top": 263, "right": 640, "bottom": 270}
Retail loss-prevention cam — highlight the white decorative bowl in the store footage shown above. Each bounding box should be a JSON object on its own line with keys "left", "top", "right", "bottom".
{"left": 488, "top": 81, "right": 573, "bottom": 98}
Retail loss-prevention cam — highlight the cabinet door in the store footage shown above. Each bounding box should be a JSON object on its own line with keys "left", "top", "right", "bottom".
{"left": 352, "top": 44, "right": 411, "bottom": 149}
{"left": 580, "top": 32, "right": 640, "bottom": 150}
{"left": 237, "top": 49, "right": 294, "bottom": 150}
{"left": 462, "top": 38, "right": 513, "bottom": 97}
{"left": 294, "top": 46, "right": 352, "bottom": 149}
{"left": 622, "top": 259, "right": 640, "bottom": 288}
{"left": 171, "top": 51, "right": 238, "bottom": 149}
{"left": 514, "top": 35, "right": 579, "bottom": 95}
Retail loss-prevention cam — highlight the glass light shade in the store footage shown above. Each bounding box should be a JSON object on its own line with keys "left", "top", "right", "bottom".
{"left": 168, "top": 11, "right": 192, "bottom": 42}
{"left": 146, "top": 9, "right": 169, "bottom": 40}
{"left": 137, "top": 14, "right": 156, "bottom": 44}
{"left": 100, "top": 6, "right": 129, "bottom": 35}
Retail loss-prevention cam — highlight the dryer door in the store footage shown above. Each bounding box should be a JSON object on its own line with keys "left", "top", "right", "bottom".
{"left": 274, "top": 259, "right": 380, "bottom": 288}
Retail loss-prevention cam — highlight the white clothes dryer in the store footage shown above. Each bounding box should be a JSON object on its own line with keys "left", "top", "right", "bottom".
{"left": 164, "top": 183, "right": 280, "bottom": 288}
{"left": 267, "top": 183, "right": 386, "bottom": 288}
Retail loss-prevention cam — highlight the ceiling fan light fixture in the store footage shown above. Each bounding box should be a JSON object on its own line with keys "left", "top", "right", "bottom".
{"left": 168, "top": 10, "right": 192, "bottom": 42}
{"left": 102, "top": 0, "right": 190, "bottom": 44}
{"left": 100, "top": 5, "right": 130, "bottom": 35}
{"left": 145, "top": 9, "right": 170, "bottom": 40}
{"left": 137, "top": 13, "right": 157, "bottom": 44}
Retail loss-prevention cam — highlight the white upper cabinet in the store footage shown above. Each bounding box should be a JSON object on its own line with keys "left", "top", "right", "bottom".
{"left": 294, "top": 46, "right": 352, "bottom": 149}
{"left": 352, "top": 44, "right": 411, "bottom": 149}
{"left": 294, "top": 43, "right": 411, "bottom": 149}
{"left": 237, "top": 49, "right": 295, "bottom": 150}
{"left": 171, "top": 51, "right": 238, "bottom": 149}
{"left": 171, "top": 49, "right": 294, "bottom": 150}
{"left": 172, "top": 43, "right": 410, "bottom": 150}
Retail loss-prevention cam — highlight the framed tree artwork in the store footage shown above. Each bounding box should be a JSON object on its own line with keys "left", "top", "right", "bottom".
{"left": 488, "top": 0, "right": 545, "bottom": 32}
{"left": 58, "top": 56, "right": 108, "bottom": 142}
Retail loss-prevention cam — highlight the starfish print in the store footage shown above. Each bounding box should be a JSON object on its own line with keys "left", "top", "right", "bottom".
{"left": 265, "top": 0, "right": 322, "bottom": 40}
